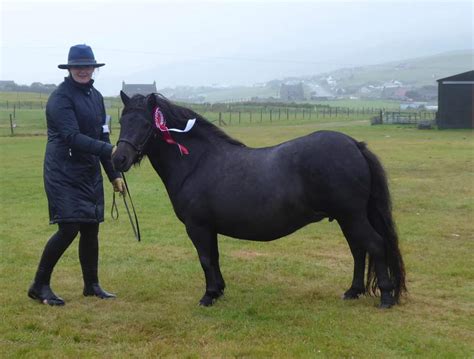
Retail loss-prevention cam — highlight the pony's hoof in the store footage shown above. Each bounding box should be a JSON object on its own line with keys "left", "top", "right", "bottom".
{"left": 379, "top": 292, "right": 395, "bottom": 309}
{"left": 342, "top": 287, "right": 364, "bottom": 300}
{"left": 199, "top": 290, "right": 224, "bottom": 307}
{"left": 199, "top": 295, "right": 216, "bottom": 307}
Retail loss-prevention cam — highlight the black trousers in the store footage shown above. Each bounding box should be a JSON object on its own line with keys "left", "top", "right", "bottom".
{"left": 33, "top": 223, "right": 100, "bottom": 286}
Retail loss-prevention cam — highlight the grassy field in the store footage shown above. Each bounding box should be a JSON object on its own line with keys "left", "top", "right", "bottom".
{"left": 0, "top": 91, "right": 402, "bottom": 137}
{"left": 0, "top": 105, "right": 375, "bottom": 137}
{"left": 0, "top": 118, "right": 473, "bottom": 357}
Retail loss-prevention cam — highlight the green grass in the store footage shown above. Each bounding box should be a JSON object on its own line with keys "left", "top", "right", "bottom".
{"left": 312, "top": 98, "right": 401, "bottom": 110}
{"left": 0, "top": 118, "right": 473, "bottom": 357}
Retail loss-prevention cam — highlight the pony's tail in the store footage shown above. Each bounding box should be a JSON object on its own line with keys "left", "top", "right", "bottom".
{"left": 357, "top": 142, "right": 407, "bottom": 303}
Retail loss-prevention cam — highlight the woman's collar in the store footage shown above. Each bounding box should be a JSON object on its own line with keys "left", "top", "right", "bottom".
{"left": 65, "top": 75, "right": 94, "bottom": 90}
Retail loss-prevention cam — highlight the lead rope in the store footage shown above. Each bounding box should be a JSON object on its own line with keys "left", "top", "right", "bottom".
{"left": 111, "top": 192, "right": 119, "bottom": 220}
{"left": 111, "top": 172, "right": 141, "bottom": 242}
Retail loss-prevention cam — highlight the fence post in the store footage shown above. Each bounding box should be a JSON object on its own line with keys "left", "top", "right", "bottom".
{"left": 250, "top": 110, "right": 252, "bottom": 123}
{"left": 13, "top": 105, "right": 16, "bottom": 118}
{"left": 260, "top": 109, "right": 263, "bottom": 122}
{"left": 219, "top": 112, "right": 223, "bottom": 126}
{"left": 286, "top": 108, "right": 289, "bottom": 120}
{"left": 270, "top": 109, "right": 272, "bottom": 123}
{"left": 10, "top": 114, "right": 14, "bottom": 136}
{"left": 239, "top": 111, "right": 241, "bottom": 124}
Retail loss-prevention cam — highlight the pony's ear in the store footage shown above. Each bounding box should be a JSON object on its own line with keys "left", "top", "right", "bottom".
{"left": 146, "top": 93, "right": 157, "bottom": 110}
{"left": 120, "top": 91, "right": 130, "bottom": 106}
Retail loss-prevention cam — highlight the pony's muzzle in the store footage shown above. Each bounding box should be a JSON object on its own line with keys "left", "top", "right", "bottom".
{"left": 112, "top": 143, "right": 135, "bottom": 172}
{"left": 112, "top": 154, "right": 129, "bottom": 172}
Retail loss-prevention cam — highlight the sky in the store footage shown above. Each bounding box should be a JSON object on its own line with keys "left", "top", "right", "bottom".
{"left": 1, "top": 0, "right": 473, "bottom": 95}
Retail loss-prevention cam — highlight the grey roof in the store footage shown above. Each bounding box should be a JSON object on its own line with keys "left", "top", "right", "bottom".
{"left": 437, "top": 70, "right": 474, "bottom": 83}
{"left": 122, "top": 81, "right": 157, "bottom": 96}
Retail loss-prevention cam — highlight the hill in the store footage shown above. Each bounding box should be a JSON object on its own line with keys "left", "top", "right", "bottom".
{"left": 159, "top": 50, "right": 473, "bottom": 103}
{"left": 313, "top": 50, "right": 472, "bottom": 88}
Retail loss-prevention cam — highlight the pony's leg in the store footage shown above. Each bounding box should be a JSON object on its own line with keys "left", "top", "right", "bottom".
{"left": 339, "top": 216, "right": 395, "bottom": 308}
{"left": 186, "top": 223, "right": 224, "bottom": 306}
{"left": 211, "top": 236, "right": 226, "bottom": 295}
{"left": 342, "top": 240, "right": 366, "bottom": 299}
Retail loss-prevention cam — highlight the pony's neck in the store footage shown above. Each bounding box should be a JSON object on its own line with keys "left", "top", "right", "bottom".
{"left": 145, "top": 109, "right": 245, "bottom": 195}
{"left": 146, "top": 136, "right": 208, "bottom": 195}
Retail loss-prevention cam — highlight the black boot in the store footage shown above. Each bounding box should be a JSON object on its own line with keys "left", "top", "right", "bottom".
{"left": 28, "top": 224, "right": 80, "bottom": 306}
{"left": 83, "top": 283, "right": 116, "bottom": 299}
{"left": 28, "top": 283, "right": 65, "bottom": 306}
{"left": 78, "top": 224, "right": 115, "bottom": 299}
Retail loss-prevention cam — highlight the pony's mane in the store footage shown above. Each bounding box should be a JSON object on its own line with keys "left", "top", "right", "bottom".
{"left": 129, "top": 93, "right": 245, "bottom": 147}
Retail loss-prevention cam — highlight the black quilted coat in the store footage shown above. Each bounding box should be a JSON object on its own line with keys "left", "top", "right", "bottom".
{"left": 44, "top": 76, "right": 120, "bottom": 224}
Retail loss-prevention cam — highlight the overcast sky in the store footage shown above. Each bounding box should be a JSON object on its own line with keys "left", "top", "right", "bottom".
{"left": 1, "top": 0, "right": 472, "bottom": 95}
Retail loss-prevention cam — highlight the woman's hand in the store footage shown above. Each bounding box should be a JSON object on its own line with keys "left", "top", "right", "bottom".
{"left": 112, "top": 177, "right": 125, "bottom": 194}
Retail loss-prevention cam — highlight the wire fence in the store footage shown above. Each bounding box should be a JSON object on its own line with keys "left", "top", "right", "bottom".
{"left": 370, "top": 110, "right": 437, "bottom": 127}
{"left": 0, "top": 103, "right": 437, "bottom": 137}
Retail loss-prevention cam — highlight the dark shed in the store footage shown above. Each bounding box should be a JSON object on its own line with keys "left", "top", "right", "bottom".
{"left": 436, "top": 70, "right": 474, "bottom": 129}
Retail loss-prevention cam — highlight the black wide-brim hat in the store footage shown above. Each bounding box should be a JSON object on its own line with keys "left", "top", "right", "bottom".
{"left": 58, "top": 44, "right": 105, "bottom": 69}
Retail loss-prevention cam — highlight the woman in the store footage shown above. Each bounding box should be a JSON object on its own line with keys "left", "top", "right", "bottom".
{"left": 28, "top": 44, "right": 125, "bottom": 306}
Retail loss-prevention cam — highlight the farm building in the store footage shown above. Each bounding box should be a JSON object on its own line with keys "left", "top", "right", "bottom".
{"left": 436, "top": 70, "right": 474, "bottom": 129}
{"left": 280, "top": 83, "right": 305, "bottom": 101}
{"left": 0, "top": 80, "right": 16, "bottom": 91}
{"left": 121, "top": 81, "right": 157, "bottom": 97}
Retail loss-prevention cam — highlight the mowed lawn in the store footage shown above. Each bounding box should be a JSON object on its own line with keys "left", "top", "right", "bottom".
{"left": 0, "top": 121, "right": 473, "bottom": 357}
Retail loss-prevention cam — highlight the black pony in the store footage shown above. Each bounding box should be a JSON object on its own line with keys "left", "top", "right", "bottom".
{"left": 113, "top": 92, "right": 406, "bottom": 308}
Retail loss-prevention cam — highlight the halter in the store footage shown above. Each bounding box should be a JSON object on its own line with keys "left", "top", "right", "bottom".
{"left": 116, "top": 105, "right": 155, "bottom": 159}
{"left": 116, "top": 131, "right": 154, "bottom": 159}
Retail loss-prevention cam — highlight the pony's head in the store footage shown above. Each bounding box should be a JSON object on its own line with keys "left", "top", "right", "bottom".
{"left": 112, "top": 91, "right": 156, "bottom": 172}
{"left": 113, "top": 91, "right": 245, "bottom": 172}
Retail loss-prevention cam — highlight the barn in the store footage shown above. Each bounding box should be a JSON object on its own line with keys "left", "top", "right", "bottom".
{"left": 121, "top": 81, "right": 157, "bottom": 97}
{"left": 436, "top": 70, "right": 474, "bottom": 129}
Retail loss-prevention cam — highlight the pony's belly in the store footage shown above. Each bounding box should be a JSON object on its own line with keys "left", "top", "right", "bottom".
{"left": 217, "top": 211, "right": 328, "bottom": 241}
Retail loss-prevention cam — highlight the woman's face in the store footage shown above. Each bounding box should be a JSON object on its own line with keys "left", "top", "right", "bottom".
{"left": 69, "top": 66, "right": 94, "bottom": 84}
